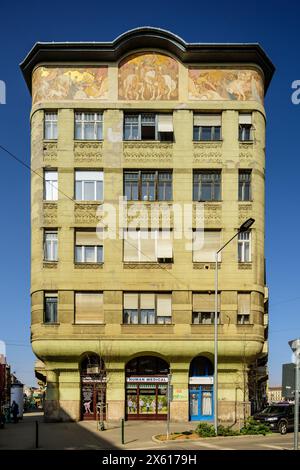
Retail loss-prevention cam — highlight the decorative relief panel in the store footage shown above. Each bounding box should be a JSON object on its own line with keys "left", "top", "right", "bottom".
{"left": 43, "top": 142, "right": 57, "bottom": 162}
{"left": 74, "top": 141, "right": 103, "bottom": 163}
{"left": 238, "top": 203, "right": 253, "bottom": 224}
{"left": 193, "top": 262, "right": 221, "bottom": 270}
{"left": 123, "top": 142, "right": 173, "bottom": 162}
{"left": 43, "top": 203, "right": 57, "bottom": 224}
{"left": 188, "top": 68, "right": 264, "bottom": 104}
{"left": 74, "top": 203, "right": 103, "bottom": 224}
{"left": 124, "top": 202, "right": 174, "bottom": 228}
{"left": 239, "top": 142, "right": 254, "bottom": 160}
{"left": 119, "top": 53, "right": 178, "bottom": 101}
{"left": 193, "top": 203, "right": 222, "bottom": 227}
{"left": 32, "top": 66, "right": 108, "bottom": 105}
{"left": 43, "top": 262, "right": 58, "bottom": 269}
{"left": 193, "top": 142, "right": 222, "bottom": 163}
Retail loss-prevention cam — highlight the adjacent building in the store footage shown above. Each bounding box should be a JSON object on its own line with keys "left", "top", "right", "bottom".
{"left": 21, "top": 27, "right": 274, "bottom": 422}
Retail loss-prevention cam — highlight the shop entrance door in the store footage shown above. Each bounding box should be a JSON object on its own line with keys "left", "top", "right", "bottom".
{"left": 81, "top": 381, "right": 106, "bottom": 421}
{"left": 189, "top": 385, "right": 213, "bottom": 421}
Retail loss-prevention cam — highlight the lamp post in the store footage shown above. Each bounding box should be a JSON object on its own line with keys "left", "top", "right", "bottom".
{"left": 214, "top": 218, "right": 255, "bottom": 435}
{"left": 288, "top": 338, "right": 300, "bottom": 450}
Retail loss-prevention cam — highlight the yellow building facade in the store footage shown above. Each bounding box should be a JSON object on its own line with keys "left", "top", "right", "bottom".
{"left": 21, "top": 27, "right": 274, "bottom": 423}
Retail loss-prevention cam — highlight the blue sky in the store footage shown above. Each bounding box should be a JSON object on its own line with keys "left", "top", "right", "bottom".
{"left": 0, "top": 0, "right": 299, "bottom": 386}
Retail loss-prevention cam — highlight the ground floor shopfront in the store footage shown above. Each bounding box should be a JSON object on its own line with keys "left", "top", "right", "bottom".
{"left": 41, "top": 350, "right": 256, "bottom": 424}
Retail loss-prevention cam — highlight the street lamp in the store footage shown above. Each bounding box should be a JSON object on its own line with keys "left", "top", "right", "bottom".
{"left": 214, "top": 218, "right": 255, "bottom": 434}
{"left": 289, "top": 338, "right": 300, "bottom": 450}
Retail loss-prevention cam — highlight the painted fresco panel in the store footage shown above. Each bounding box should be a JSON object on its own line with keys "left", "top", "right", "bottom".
{"left": 118, "top": 53, "right": 179, "bottom": 101}
{"left": 32, "top": 66, "right": 108, "bottom": 104}
{"left": 188, "top": 68, "right": 264, "bottom": 103}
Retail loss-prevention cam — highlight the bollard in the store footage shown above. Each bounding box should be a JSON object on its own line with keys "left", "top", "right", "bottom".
{"left": 35, "top": 420, "right": 39, "bottom": 449}
{"left": 121, "top": 418, "right": 125, "bottom": 445}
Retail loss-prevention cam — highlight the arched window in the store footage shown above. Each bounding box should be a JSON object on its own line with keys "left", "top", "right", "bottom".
{"left": 80, "top": 354, "right": 105, "bottom": 377}
{"left": 126, "top": 356, "right": 169, "bottom": 375}
{"left": 189, "top": 356, "right": 213, "bottom": 377}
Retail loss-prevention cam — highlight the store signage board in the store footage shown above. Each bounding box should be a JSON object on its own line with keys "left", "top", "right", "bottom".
{"left": 189, "top": 377, "right": 213, "bottom": 385}
{"left": 126, "top": 377, "right": 168, "bottom": 383}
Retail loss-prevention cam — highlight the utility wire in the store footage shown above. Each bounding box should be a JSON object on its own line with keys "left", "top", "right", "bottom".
{"left": 0, "top": 143, "right": 190, "bottom": 289}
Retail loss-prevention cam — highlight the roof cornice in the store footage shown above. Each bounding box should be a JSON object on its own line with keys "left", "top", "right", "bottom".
{"left": 20, "top": 26, "right": 275, "bottom": 93}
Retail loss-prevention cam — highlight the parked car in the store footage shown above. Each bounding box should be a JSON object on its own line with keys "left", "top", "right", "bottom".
{"left": 253, "top": 403, "right": 299, "bottom": 434}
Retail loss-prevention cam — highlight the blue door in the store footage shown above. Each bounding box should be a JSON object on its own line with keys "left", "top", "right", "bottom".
{"left": 189, "top": 385, "right": 214, "bottom": 421}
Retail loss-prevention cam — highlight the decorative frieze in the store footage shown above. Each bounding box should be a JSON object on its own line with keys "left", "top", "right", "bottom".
{"left": 43, "top": 262, "right": 58, "bottom": 269}
{"left": 123, "top": 142, "right": 173, "bottom": 162}
{"left": 74, "top": 141, "right": 103, "bottom": 163}
{"left": 43, "top": 202, "right": 57, "bottom": 224}
{"left": 43, "top": 141, "right": 57, "bottom": 162}
{"left": 124, "top": 202, "right": 174, "bottom": 228}
{"left": 193, "top": 142, "right": 222, "bottom": 163}
{"left": 74, "top": 263, "right": 103, "bottom": 269}
{"left": 238, "top": 263, "right": 252, "bottom": 270}
{"left": 193, "top": 262, "right": 221, "bottom": 270}
{"left": 123, "top": 262, "right": 172, "bottom": 269}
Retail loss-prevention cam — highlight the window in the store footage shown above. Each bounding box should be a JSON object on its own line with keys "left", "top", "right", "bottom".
{"left": 44, "top": 230, "right": 58, "bottom": 261}
{"left": 239, "top": 114, "right": 253, "bottom": 141}
{"left": 75, "top": 292, "right": 104, "bottom": 324}
{"left": 124, "top": 170, "right": 172, "bottom": 201}
{"left": 44, "top": 293, "right": 58, "bottom": 323}
{"left": 237, "top": 293, "right": 251, "bottom": 324}
{"left": 193, "top": 114, "right": 222, "bottom": 141}
{"left": 123, "top": 293, "right": 172, "bottom": 324}
{"left": 75, "top": 230, "right": 103, "bottom": 263}
{"left": 75, "top": 112, "right": 103, "bottom": 140}
{"left": 124, "top": 113, "right": 173, "bottom": 141}
{"left": 193, "top": 171, "right": 221, "bottom": 201}
{"left": 193, "top": 230, "right": 221, "bottom": 262}
{"left": 192, "top": 293, "right": 220, "bottom": 324}
{"left": 123, "top": 230, "right": 173, "bottom": 263}
{"left": 239, "top": 170, "right": 252, "bottom": 201}
{"left": 238, "top": 231, "right": 251, "bottom": 262}
{"left": 44, "top": 170, "right": 58, "bottom": 201}
{"left": 44, "top": 112, "right": 58, "bottom": 140}
{"left": 75, "top": 170, "right": 103, "bottom": 200}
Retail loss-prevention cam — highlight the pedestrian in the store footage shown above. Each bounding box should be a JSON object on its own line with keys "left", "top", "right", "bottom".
{"left": 11, "top": 400, "right": 19, "bottom": 424}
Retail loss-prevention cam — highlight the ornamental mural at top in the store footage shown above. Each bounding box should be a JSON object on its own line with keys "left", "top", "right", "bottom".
{"left": 118, "top": 53, "right": 179, "bottom": 100}
{"left": 31, "top": 53, "right": 264, "bottom": 105}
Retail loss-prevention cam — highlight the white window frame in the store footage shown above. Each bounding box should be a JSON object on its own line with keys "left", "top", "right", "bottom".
{"left": 44, "top": 231, "right": 58, "bottom": 261}
{"left": 75, "top": 112, "right": 103, "bottom": 140}
{"left": 75, "top": 171, "right": 103, "bottom": 201}
{"left": 44, "top": 170, "right": 58, "bottom": 201}
{"left": 44, "top": 112, "right": 58, "bottom": 140}
{"left": 238, "top": 231, "right": 252, "bottom": 262}
{"left": 75, "top": 245, "right": 103, "bottom": 263}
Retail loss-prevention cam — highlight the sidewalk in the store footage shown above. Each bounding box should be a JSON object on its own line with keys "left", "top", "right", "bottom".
{"left": 0, "top": 411, "right": 191, "bottom": 450}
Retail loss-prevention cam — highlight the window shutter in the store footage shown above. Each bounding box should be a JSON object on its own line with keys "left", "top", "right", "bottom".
{"left": 45, "top": 292, "right": 58, "bottom": 298}
{"left": 75, "top": 293, "right": 104, "bottom": 324}
{"left": 157, "top": 237, "right": 173, "bottom": 259}
{"left": 238, "top": 293, "right": 251, "bottom": 314}
{"left": 140, "top": 234, "right": 156, "bottom": 262}
{"left": 76, "top": 230, "right": 103, "bottom": 246}
{"left": 158, "top": 114, "right": 173, "bottom": 132}
{"left": 239, "top": 114, "right": 252, "bottom": 125}
{"left": 45, "top": 171, "right": 57, "bottom": 181}
{"left": 193, "top": 293, "right": 219, "bottom": 312}
{"left": 194, "top": 114, "right": 222, "bottom": 126}
{"left": 157, "top": 294, "right": 172, "bottom": 317}
{"left": 193, "top": 231, "right": 221, "bottom": 262}
{"left": 124, "top": 293, "right": 138, "bottom": 309}
{"left": 140, "top": 293, "right": 155, "bottom": 309}
{"left": 75, "top": 171, "right": 103, "bottom": 181}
